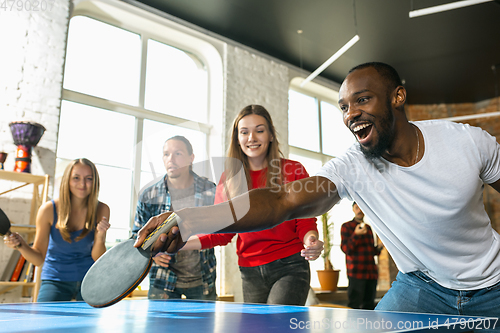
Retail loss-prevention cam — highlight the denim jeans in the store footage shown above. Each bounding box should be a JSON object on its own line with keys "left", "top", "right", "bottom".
{"left": 148, "top": 285, "right": 216, "bottom": 301}
{"left": 37, "top": 280, "right": 82, "bottom": 302}
{"left": 376, "top": 271, "right": 500, "bottom": 330}
{"left": 239, "top": 252, "right": 310, "bottom": 305}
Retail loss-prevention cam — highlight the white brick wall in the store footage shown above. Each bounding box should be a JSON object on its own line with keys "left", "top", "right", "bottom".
{"left": 0, "top": 1, "right": 70, "bottom": 303}
{"left": 225, "top": 45, "right": 290, "bottom": 157}
{"left": 0, "top": 2, "right": 69, "bottom": 175}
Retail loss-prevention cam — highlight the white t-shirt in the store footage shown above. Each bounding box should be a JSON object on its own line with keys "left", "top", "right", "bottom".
{"left": 316, "top": 120, "right": 500, "bottom": 290}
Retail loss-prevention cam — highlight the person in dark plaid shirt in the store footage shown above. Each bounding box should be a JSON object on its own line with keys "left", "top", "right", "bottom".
{"left": 132, "top": 136, "right": 216, "bottom": 300}
{"left": 341, "top": 202, "right": 383, "bottom": 309}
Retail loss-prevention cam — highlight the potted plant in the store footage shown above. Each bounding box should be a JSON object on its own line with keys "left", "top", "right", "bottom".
{"left": 317, "top": 211, "right": 340, "bottom": 291}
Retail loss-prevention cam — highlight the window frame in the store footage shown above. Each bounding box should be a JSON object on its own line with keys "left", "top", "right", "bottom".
{"left": 288, "top": 78, "right": 340, "bottom": 164}
{"left": 63, "top": 0, "right": 224, "bottom": 234}
{"left": 288, "top": 77, "right": 355, "bottom": 288}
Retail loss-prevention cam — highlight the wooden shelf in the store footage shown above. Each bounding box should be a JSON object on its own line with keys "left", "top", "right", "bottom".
{"left": 0, "top": 170, "right": 48, "bottom": 185}
{"left": 10, "top": 225, "right": 37, "bottom": 234}
{"left": 0, "top": 171, "right": 49, "bottom": 302}
{"left": 0, "top": 282, "right": 36, "bottom": 287}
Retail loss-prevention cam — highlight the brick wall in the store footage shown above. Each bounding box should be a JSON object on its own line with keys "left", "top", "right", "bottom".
{"left": 0, "top": 2, "right": 70, "bottom": 302}
{"left": 225, "top": 45, "right": 290, "bottom": 156}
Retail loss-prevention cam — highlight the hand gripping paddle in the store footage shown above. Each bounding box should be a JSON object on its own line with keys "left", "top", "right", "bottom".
{"left": 81, "top": 213, "right": 180, "bottom": 308}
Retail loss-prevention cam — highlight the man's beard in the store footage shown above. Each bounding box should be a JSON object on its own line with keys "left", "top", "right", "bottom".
{"left": 359, "top": 100, "right": 394, "bottom": 161}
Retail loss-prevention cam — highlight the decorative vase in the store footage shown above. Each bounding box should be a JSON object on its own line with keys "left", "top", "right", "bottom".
{"left": 317, "top": 269, "right": 340, "bottom": 292}
{"left": 9, "top": 121, "right": 45, "bottom": 173}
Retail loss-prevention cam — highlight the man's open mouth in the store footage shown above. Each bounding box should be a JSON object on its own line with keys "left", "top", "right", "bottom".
{"left": 353, "top": 123, "right": 373, "bottom": 143}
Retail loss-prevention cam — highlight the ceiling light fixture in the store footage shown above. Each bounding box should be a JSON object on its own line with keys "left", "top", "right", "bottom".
{"left": 409, "top": 0, "right": 493, "bottom": 18}
{"left": 300, "top": 0, "right": 359, "bottom": 88}
{"left": 300, "top": 35, "right": 360, "bottom": 87}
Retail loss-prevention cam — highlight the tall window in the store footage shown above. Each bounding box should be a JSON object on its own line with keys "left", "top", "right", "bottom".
{"left": 58, "top": 15, "right": 213, "bottom": 244}
{"left": 288, "top": 83, "right": 356, "bottom": 288}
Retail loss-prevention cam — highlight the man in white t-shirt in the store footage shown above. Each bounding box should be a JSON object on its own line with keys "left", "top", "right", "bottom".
{"left": 136, "top": 62, "right": 500, "bottom": 321}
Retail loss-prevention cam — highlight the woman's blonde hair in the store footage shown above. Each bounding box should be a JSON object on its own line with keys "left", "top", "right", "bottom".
{"left": 225, "top": 105, "right": 284, "bottom": 198}
{"left": 57, "top": 158, "right": 100, "bottom": 243}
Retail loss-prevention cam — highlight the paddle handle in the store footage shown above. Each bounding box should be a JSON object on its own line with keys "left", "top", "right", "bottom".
{"left": 141, "top": 213, "right": 179, "bottom": 251}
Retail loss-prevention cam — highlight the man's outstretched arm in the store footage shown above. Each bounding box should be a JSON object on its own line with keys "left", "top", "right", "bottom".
{"left": 134, "top": 176, "right": 339, "bottom": 252}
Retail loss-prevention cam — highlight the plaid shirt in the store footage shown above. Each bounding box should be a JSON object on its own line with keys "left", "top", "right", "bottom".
{"left": 132, "top": 172, "right": 216, "bottom": 294}
{"left": 340, "top": 219, "right": 381, "bottom": 280}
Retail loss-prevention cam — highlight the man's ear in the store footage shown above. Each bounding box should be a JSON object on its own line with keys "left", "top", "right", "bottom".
{"left": 393, "top": 86, "right": 406, "bottom": 109}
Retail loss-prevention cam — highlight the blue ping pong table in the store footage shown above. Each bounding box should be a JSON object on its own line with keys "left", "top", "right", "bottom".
{"left": 0, "top": 299, "right": 497, "bottom": 332}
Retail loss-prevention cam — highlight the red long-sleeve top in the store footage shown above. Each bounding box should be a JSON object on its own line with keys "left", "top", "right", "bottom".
{"left": 198, "top": 159, "right": 318, "bottom": 267}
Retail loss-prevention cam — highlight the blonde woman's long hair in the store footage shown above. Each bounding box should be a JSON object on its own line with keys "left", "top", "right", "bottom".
{"left": 57, "top": 158, "right": 100, "bottom": 243}
{"left": 225, "top": 105, "right": 284, "bottom": 199}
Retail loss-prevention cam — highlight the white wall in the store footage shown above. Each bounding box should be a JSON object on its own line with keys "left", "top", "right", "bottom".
{"left": 0, "top": 2, "right": 71, "bottom": 302}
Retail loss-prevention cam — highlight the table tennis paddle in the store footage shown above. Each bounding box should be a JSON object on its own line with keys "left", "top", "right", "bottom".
{"left": 0, "top": 208, "right": 20, "bottom": 248}
{"left": 0, "top": 208, "right": 12, "bottom": 237}
{"left": 81, "top": 212, "right": 180, "bottom": 308}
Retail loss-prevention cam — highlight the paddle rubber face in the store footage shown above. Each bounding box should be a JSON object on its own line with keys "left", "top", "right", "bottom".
{"left": 81, "top": 239, "right": 152, "bottom": 308}
{"left": 81, "top": 213, "right": 180, "bottom": 308}
{"left": 0, "top": 208, "right": 11, "bottom": 236}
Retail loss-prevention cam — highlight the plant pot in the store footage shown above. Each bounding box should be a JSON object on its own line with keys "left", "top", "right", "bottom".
{"left": 317, "top": 269, "right": 340, "bottom": 291}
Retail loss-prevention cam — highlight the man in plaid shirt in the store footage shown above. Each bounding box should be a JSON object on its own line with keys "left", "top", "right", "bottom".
{"left": 132, "top": 136, "right": 216, "bottom": 300}
{"left": 341, "top": 202, "right": 383, "bottom": 309}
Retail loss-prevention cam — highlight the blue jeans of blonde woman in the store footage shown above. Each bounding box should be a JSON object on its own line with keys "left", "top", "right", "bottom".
{"left": 376, "top": 271, "right": 500, "bottom": 331}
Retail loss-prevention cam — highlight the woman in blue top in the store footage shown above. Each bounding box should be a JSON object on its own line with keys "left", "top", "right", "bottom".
{"left": 4, "top": 158, "right": 110, "bottom": 301}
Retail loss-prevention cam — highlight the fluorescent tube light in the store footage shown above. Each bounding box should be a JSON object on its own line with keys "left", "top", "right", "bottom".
{"left": 440, "top": 111, "right": 500, "bottom": 122}
{"left": 300, "top": 34, "right": 360, "bottom": 87}
{"left": 409, "top": 0, "right": 493, "bottom": 18}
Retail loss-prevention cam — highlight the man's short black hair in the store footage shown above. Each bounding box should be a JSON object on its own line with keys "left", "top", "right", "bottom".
{"left": 348, "top": 62, "right": 403, "bottom": 91}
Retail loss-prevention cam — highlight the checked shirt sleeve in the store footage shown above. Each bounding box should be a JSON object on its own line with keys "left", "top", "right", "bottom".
{"left": 340, "top": 221, "right": 361, "bottom": 255}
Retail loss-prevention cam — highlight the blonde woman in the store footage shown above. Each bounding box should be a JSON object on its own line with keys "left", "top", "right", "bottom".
{"left": 4, "top": 158, "right": 110, "bottom": 302}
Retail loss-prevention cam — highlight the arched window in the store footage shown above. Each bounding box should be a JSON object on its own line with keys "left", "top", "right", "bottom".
{"left": 57, "top": 1, "right": 223, "bottom": 243}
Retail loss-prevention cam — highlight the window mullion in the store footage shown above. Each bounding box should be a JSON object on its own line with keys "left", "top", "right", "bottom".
{"left": 138, "top": 34, "right": 149, "bottom": 108}
{"left": 130, "top": 117, "right": 144, "bottom": 233}
{"left": 61, "top": 89, "right": 212, "bottom": 134}
{"left": 317, "top": 98, "right": 323, "bottom": 155}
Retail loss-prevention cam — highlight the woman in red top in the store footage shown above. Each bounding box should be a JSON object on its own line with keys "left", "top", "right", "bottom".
{"left": 157, "top": 104, "right": 323, "bottom": 305}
